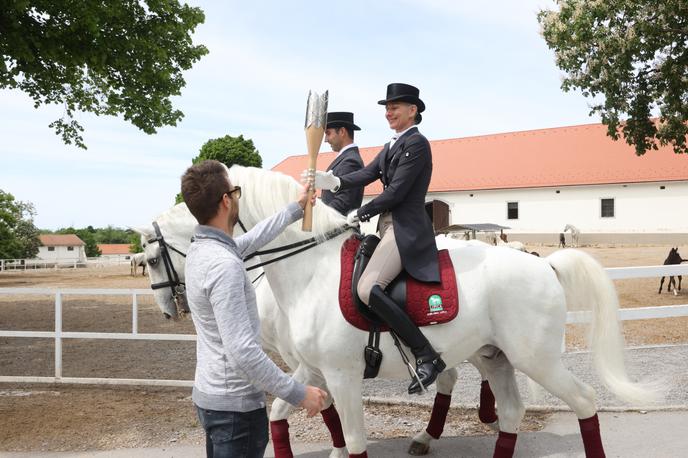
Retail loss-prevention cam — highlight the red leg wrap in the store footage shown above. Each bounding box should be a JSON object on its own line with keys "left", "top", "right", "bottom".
{"left": 269, "top": 419, "right": 293, "bottom": 458}
{"left": 479, "top": 380, "right": 498, "bottom": 424}
{"left": 493, "top": 431, "right": 517, "bottom": 458}
{"left": 320, "top": 404, "right": 346, "bottom": 448}
{"left": 579, "top": 414, "right": 606, "bottom": 458}
{"left": 426, "top": 392, "right": 451, "bottom": 439}
{"left": 349, "top": 452, "right": 368, "bottom": 458}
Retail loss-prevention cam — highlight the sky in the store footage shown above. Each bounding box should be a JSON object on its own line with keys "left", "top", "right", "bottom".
{"left": 0, "top": 0, "right": 601, "bottom": 231}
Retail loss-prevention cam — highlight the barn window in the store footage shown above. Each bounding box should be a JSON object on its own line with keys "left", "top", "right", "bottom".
{"left": 48, "top": 247, "right": 55, "bottom": 252}
{"left": 67, "top": 246, "right": 74, "bottom": 251}
{"left": 601, "top": 198, "right": 615, "bottom": 218}
{"left": 507, "top": 202, "right": 519, "bottom": 220}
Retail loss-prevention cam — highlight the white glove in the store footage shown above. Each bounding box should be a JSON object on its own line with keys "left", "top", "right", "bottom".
{"left": 346, "top": 210, "right": 360, "bottom": 227}
{"left": 300, "top": 170, "right": 340, "bottom": 191}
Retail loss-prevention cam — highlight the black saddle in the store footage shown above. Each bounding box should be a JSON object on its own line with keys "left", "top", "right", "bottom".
{"left": 352, "top": 234, "right": 407, "bottom": 326}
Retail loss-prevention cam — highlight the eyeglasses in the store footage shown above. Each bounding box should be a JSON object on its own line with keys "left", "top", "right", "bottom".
{"left": 219, "top": 186, "right": 241, "bottom": 202}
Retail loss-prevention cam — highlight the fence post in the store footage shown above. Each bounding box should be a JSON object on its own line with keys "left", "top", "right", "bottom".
{"left": 55, "top": 291, "right": 62, "bottom": 380}
{"left": 132, "top": 293, "right": 138, "bottom": 335}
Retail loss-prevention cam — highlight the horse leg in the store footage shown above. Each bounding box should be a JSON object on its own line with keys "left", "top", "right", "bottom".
{"left": 658, "top": 276, "right": 665, "bottom": 294}
{"left": 668, "top": 276, "right": 676, "bottom": 294}
{"left": 520, "top": 359, "right": 603, "bottom": 457}
{"left": 269, "top": 366, "right": 347, "bottom": 458}
{"left": 679, "top": 275, "right": 682, "bottom": 292}
{"left": 481, "top": 351, "right": 524, "bottom": 458}
{"left": 408, "top": 367, "right": 458, "bottom": 456}
{"left": 471, "top": 353, "right": 498, "bottom": 427}
{"left": 322, "top": 372, "right": 367, "bottom": 457}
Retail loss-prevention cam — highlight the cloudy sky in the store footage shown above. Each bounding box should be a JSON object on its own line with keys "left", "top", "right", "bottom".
{"left": 0, "top": 0, "right": 599, "bottom": 230}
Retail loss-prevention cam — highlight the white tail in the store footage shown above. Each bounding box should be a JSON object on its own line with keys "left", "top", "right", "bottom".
{"left": 547, "top": 249, "right": 661, "bottom": 404}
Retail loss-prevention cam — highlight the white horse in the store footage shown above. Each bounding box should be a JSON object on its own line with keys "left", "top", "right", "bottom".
{"left": 496, "top": 239, "right": 527, "bottom": 252}
{"left": 135, "top": 203, "right": 501, "bottom": 457}
{"left": 564, "top": 224, "right": 581, "bottom": 247}
{"left": 144, "top": 166, "right": 657, "bottom": 457}
{"left": 130, "top": 252, "right": 147, "bottom": 276}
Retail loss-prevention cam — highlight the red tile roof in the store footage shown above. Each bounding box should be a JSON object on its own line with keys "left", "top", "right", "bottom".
{"left": 272, "top": 122, "right": 688, "bottom": 195}
{"left": 39, "top": 234, "right": 84, "bottom": 247}
{"left": 97, "top": 244, "right": 133, "bottom": 255}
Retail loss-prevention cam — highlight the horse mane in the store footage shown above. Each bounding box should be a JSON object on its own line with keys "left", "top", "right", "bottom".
{"left": 227, "top": 165, "right": 348, "bottom": 241}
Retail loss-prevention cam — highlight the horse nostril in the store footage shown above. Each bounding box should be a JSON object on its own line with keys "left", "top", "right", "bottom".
{"left": 163, "top": 313, "right": 171, "bottom": 319}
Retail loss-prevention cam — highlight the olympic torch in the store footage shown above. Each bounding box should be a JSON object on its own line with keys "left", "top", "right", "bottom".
{"left": 302, "top": 90, "right": 328, "bottom": 231}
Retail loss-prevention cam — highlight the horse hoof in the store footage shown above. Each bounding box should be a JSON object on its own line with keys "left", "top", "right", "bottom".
{"left": 408, "top": 441, "right": 430, "bottom": 455}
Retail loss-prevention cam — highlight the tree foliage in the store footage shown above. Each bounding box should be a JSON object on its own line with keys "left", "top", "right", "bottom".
{"left": 539, "top": 0, "right": 688, "bottom": 155}
{"left": 0, "top": 0, "right": 208, "bottom": 148}
{"left": 0, "top": 190, "right": 40, "bottom": 259}
{"left": 175, "top": 135, "right": 263, "bottom": 203}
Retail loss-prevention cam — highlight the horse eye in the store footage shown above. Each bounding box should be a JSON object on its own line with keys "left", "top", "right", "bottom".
{"left": 148, "top": 258, "right": 158, "bottom": 266}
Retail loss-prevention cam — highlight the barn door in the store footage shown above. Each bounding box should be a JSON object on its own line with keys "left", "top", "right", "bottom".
{"left": 425, "top": 200, "right": 450, "bottom": 232}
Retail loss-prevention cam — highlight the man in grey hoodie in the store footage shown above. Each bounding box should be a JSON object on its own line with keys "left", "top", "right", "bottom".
{"left": 181, "top": 160, "right": 327, "bottom": 458}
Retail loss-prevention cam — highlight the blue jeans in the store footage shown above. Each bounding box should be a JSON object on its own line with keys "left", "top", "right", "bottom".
{"left": 195, "top": 405, "right": 269, "bottom": 458}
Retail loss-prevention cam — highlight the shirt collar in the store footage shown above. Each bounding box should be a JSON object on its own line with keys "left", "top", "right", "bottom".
{"left": 337, "top": 143, "right": 357, "bottom": 157}
{"left": 192, "top": 224, "right": 236, "bottom": 250}
{"left": 390, "top": 125, "right": 416, "bottom": 147}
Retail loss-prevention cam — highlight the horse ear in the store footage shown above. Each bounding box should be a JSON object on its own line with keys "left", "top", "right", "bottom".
{"left": 129, "top": 226, "right": 153, "bottom": 238}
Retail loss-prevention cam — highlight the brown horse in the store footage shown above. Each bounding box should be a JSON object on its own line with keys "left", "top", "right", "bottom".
{"left": 658, "top": 247, "right": 685, "bottom": 295}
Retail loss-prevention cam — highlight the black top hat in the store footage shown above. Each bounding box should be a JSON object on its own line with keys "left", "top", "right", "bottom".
{"left": 326, "top": 112, "right": 361, "bottom": 130}
{"left": 377, "top": 83, "right": 425, "bottom": 113}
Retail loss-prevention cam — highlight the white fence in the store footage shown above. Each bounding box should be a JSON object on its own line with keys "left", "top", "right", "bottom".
{"left": 0, "top": 256, "right": 134, "bottom": 271}
{"left": 1, "top": 264, "right": 688, "bottom": 387}
{"left": 0, "top": 258, "right": 87, "bottom": 271}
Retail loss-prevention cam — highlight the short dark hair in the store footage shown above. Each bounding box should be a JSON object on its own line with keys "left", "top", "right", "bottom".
{"left": 334, "top": 125, "right": 354, "bottom": 140}
{"left": 181, "top": 160, "right": 230, "bottom": 224}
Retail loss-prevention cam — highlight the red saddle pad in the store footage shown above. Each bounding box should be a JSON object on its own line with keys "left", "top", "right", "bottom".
{"left": 338, "top": 236, "right": 459, "bottom": 331}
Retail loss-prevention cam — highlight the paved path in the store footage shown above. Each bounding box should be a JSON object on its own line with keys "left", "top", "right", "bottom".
{"left": 2, "top": 345, "right": 687, "bottom": 457}
{"left": 2, "top": 411, "right": 686, "bottom": 457}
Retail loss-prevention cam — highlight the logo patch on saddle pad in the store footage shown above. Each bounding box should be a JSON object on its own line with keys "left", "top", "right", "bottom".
{"left": 428, "top": 294, "right": 444, "bottom": 313}
{"left": 338, "top": 236, "right": 459, "bottom": 331}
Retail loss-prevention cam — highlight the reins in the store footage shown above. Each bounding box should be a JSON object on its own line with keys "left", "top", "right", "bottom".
{"left": 236, "top": 218, "right": 353, "bottom": 271}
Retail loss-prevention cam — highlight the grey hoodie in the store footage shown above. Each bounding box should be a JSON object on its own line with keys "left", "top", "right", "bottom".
{"left": 186, "top": 202, "right": 305, "bottom": 412}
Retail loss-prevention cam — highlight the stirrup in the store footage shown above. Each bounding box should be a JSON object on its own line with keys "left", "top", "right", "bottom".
{"left": 407, "top": 362, "right": 428, "bottom": 394}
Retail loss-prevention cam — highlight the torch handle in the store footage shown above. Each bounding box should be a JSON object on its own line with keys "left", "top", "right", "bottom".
{"left": 302, "top": 158, "right": 317, "bottom": 231}
{"left": 302, "top": 125, "right": 324, "bottom": 231}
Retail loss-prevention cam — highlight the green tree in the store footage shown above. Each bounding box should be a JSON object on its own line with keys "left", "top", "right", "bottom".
{"left": 129, "top": 231, "right": 143, "bottom": 253}
{"left": 0, "top": 1, "right": 208, "bottom": 149}
{"left": 78, "top": 230, "right": 101, "bottom": 258}
{"left": 55, "top": 226, "right": 100, "bottom": 257}
{"left": 0, "top": 190, "right": 40, "bottom": 259}
{"left": 175, "top": 135, "right": 263, "bottom": 203}
{"left": 539, "top": 0, "right": 688, "bottom": 155}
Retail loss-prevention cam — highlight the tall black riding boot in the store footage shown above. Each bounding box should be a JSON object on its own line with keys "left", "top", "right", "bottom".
{"left": 368, "top": 285, "right": 446, "bottom": 394}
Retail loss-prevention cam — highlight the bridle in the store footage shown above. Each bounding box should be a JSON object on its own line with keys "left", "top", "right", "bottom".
{"left": 146, "top": 216, "right": 354, "bottom": 318}
{"left": 147, "top": 221, "right": 190, "bottom": 317}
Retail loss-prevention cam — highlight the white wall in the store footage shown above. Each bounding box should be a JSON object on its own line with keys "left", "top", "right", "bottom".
{"left": 37, "top": 245, "right": 85, "bottom": 262}
{"left": 360, "top": 181, "right": 688, "bottom": 234}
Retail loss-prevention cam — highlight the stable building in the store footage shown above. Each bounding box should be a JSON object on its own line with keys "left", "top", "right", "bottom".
{"left": 37, "top": 234, "right": 86, "bottom": 263}
{"left": 97, "top": 244, "right": 134, "bottom": 262}
{"left": 273, "top": 122, "right": 688, "bottom": 244}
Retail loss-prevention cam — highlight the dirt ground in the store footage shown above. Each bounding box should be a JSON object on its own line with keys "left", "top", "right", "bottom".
{"left": 0, "top": 244, "right": 686, "bottom": 452}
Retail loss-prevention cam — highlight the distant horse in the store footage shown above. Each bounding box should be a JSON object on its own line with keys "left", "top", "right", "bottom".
{"left": 559, "top": 233, "right": 566, "bottom": 248}
{"left": 564, "top": 224, "right": 580, "bottom": 247}
{"left": 484, "top": 231, "right": 498, "bottom": 245}
{"left": 497, "top": 239, "right": 527, "bottom": 252}
{"left": 658, "top": 247, "right": 686, "bottom": 295}
{"left": 130, "top": 252, "right": 147, "bottom": 276}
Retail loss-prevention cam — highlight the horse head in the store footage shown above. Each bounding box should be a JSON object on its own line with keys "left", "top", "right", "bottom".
{"left": 132, "top": 203, "right": 197, "bottom": 319}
